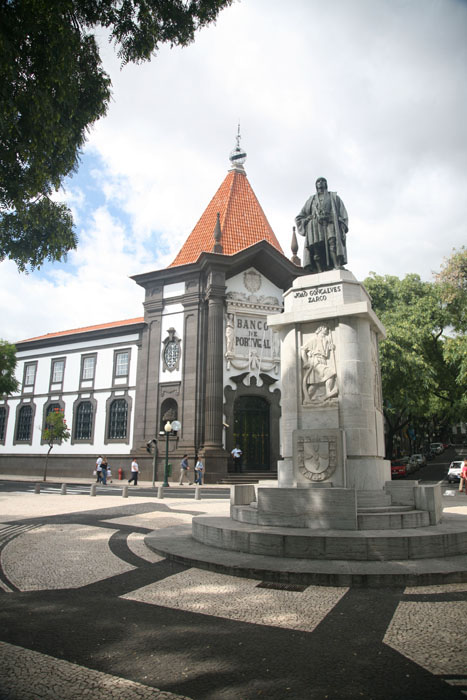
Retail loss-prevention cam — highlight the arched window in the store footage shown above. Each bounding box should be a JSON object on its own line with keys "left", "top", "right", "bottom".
{"left": 0, "top": 406, "right": 7, "bottom": 442}
{"left": 74, "top": 401, "right": 93, "bottom": 440}
{"left": 108, "top": 399, "right": 128, "bottom": 439}
{"left": 16, "top": 405, "right": 33, "bottom": 441}
{"left": 159, "top": 398, "right": 178, "bottom": 433}
{"left": 45, "top": 403, "right": 61, "bottom": 427}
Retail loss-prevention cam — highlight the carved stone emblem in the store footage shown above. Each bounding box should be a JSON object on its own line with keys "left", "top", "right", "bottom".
{"left": 296, "top": 434, "right": 337, "bottom": 482}
{"left": 243, "top": 268, "right": 262, "bottom": 293}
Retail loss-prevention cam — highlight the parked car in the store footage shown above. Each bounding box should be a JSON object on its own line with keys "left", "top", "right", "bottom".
{"left": 391, "top": 458, "right": 408, "bottom": 479}
{"left": 447, "top": 461, "right": 464, "bottom": 483}
{"left": 430, "top": 442, "right": 444, "bottom": 454}
{"left": 409, "top": 453, "right": 427, "bottom": 469}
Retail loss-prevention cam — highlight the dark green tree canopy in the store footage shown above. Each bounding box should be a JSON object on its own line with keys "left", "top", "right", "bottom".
{"left": 0, "top": 340, "right": 20, "bottom": 396}
{"left": 0, "top": 0, "right": 232, "bottom": 271}
{"left": 364, "top": 258, "right": 466, "bottom": 457}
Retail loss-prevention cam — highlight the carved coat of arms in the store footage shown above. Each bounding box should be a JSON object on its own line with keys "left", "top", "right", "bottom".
{"left": 297, "top": 435, "right": 337, "bottom": 482}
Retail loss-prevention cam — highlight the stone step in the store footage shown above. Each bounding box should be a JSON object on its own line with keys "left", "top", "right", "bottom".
{"left": 147, "top": 525, "right": 467, "bottom": 588}
{"left": 193, "top": 514, "right": 467, "bottom": 561}
{"left": 357, "top": 491, "right": 392, "bottom": 508}
{"left": 220, "top": 472, "right": 277, "bottom": 484}
{"left": 357, "top": 510, "right": 430, "bottom": 530}
{"left": 358, "top": 505, "right": 413, "bottom": 513}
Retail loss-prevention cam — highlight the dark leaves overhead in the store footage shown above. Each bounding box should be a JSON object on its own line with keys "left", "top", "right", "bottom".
{"left": 0, "top": 0, "right": 232, "bottom": 270}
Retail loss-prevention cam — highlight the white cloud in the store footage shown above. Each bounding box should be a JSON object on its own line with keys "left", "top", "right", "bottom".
{"left": 2, "top": 0, "right": 466, "bottom": 342}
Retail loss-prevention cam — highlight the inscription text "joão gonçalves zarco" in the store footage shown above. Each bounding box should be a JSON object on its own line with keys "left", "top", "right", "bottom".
{"left": 293, "top": 284, "right": 342, "bottom": 304}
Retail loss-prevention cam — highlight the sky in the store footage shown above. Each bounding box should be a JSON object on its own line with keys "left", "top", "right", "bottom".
{"left": 1, "top": 0, "right": 466, "bottom": 343}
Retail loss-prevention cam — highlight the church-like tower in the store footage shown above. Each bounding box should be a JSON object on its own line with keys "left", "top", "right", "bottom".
{"left": 131, "top": 137, "right": 301, "bottom": 482}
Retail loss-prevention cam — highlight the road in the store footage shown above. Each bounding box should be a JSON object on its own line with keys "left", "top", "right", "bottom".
{"left": 400, "top": 445, "right": 466, "bottom": 483}
{"left": 1, "top": 445, "right": 464, "bottom": 496}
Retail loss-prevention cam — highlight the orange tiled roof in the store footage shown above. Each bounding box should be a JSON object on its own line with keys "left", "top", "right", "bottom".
{"left": 18, "top": 317, "right": 144, "bottom": 343}
{"left": 169, "top": 168, "right": 284, "bottom": 267}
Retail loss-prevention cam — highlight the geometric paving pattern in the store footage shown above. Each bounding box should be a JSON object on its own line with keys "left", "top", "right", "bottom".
{"left": 123, "top": 569, "right": 348, "bottom": 632}
{"left": 0, "top": 492, "right": 466, "bottom": 700}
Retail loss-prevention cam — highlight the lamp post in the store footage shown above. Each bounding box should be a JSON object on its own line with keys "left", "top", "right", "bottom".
{"left": 161, "top": 419, "right": 181, "bottom": 488}
{"left": 162, "top": 421, "right": 171, "bottom": 487}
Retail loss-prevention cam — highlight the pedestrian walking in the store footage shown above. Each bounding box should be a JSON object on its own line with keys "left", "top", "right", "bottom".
{"left": 231, "top": 445, "right": 243, "bottom": 473}
{"left": 179, "top": 454, "right": 192, "bottom": 485}
{"left": 460, "top": 460, "right": 467, "bottom": 494}
{"left": 194, "top": 458, "right": 204, "bottom": 485}
{"left": 95, "top": 455, "right": 103, "bottom": 482}
{"left": 128, "top": 458, "right": 139, "bottom": 486}
{"left": 106, "top": 465, "right": 113, "bottom": 483}
{"left": 100, "top": 457, "right": 108, "bottom": 485}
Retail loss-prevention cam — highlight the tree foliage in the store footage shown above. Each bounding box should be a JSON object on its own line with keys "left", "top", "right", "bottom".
{"left": 0, "top": 0, "right": 233, "bottom": 271}
{"left": 364, "top": 263, "right": 466, "bottom": 457}
{"left": 42, "top": 408, "right": 71, "bottom": 480}
{"left": 0, "top": 340, "right": 20, "bottom": 395}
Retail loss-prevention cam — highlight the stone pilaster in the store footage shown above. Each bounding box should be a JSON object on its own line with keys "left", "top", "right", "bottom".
{"left": 201, "top": 271, "right": 228, "bottom": 480}
{"left": 131, "top": 287, "right": 163, "bottom": 450}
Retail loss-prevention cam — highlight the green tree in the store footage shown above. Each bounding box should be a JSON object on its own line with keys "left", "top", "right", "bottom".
{"left": 0, "top": 0, "right": 233, "bottom": 271}
{"left": 0, "top": 340, "right": 19, "bottom": 395}
{"left": 42, "top": 408, "right": 71, "bottom": 481}
{"left": 364, "top": 269, "right": 466, "bottom": 457}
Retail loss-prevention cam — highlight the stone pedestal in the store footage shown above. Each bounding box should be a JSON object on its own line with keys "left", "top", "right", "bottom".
{"left": 268, "top": 269, "right": 391, "bottom": 493}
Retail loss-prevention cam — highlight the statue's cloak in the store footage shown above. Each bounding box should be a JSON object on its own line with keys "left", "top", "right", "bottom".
{"left": 295, "top": 191, "right": 348, "bottom": 268}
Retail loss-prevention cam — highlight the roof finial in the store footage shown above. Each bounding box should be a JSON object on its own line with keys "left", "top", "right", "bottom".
{"left": 291, "top": 226, "right": 301, "bottom": 266}
{"left": 229, "top": 123, "right": 247, "bottom": 171}
{"left": 212, "top": 212, "right": 223, "bottom": 253}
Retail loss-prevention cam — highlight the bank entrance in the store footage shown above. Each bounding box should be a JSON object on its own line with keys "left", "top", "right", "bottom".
{"left": 233, "top": 396, "right": 270, "bottom": 471}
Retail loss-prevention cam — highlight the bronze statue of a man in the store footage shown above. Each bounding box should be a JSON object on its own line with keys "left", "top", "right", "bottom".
{"left": 295, "top": 177, "right": 348, "bottom": 273}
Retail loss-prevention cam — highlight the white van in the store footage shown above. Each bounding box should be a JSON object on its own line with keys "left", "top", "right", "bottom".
{"left": 430, "top": 442, "right": 444, "bottom": 454}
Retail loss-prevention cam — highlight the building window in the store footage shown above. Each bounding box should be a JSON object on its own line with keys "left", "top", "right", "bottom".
{"left": 159, "top": 398, "right": 178, "bottom": 433}
{"left": 24, "top": 363, "right": 36, "bottom": 386}
{"left": 45, "top": 403, "right": 61, "bottom": 424}
{"left": 115, "top": 351, "right": 129, "bottom": 377}
{"left": 52, "top": 359, "right": 65, "bottom": 383}
{"left": 16, "top": 405, "right": 33, "bottom": 441}
{"left": 162, "top": 328, "right": 181, "bottom": 372}
{"left": 108, "top": 399, "right": 128, "bottom": 439}
{"left": 74, "top": 401, "right": 93, "bottom": 440}
{"left": 0, "top": 406, "right": 6, "bottom": 442}
{"left": 81, "top": 356, "right": 96, "bottom": 381}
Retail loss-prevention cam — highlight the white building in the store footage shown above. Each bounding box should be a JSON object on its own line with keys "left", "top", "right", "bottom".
{"left": 0, "top": 318, "right": 144, "bottom": 478}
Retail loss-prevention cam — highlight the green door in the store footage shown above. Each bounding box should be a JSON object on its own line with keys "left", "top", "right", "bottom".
{"left": 233, "top": 396, "right": 270, "bottom": 471}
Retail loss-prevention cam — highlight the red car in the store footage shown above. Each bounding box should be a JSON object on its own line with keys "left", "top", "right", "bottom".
{"left": 391, "top": 459, "right": 407, "bottom": 478}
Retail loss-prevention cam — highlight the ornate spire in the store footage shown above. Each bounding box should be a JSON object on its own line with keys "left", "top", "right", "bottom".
{"left": 212, "top": 211, "right": 223, "bottom": 253}
{"left": 291, "top": 226, "right": 301, "bottom": 266}
{"left": 229, "top": 123, "right": 247, "bottom": 171}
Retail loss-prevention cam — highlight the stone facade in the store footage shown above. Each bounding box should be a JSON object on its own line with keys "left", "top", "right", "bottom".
{"left": 131, "top": 243, "right": 300, "bottom": 482}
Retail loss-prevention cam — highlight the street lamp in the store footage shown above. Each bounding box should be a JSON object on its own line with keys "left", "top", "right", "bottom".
{"left": 161, "top": 419, "right": 181, "bottom": 488}
{"left": 163, "top": 421, "right": 172, "bottom": 487}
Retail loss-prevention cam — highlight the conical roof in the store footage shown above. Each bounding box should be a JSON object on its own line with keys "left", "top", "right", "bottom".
{"left": 169, "top": 165, "right": 284, "bottom": 268}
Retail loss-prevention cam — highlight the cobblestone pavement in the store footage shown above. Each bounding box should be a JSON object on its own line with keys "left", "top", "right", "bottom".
{"left": 0, "top": 490, "right": 466, "bottom": 699}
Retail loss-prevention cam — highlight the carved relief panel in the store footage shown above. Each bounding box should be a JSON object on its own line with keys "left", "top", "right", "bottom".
{"left": 224, "top": 268, "right": 282, "bottom": 378}
{"left": 300, "top": 323, "right": 338, "bottom": 406}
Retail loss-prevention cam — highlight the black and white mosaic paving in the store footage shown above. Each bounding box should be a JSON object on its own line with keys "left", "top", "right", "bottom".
{"left": 0, "top": 492, "right": 466, "bottom": 699}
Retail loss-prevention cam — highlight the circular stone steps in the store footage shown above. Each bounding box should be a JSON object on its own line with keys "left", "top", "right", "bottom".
{"left": 145, "top": 523, "right": 467, "bottom": 588}
{"left": 192, "top": 515, "right": 467, "bottom": 561}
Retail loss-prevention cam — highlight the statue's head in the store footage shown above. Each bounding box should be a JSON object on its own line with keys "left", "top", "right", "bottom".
{"left": 315, "top": 177, "right": 328, "bottom": 193}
